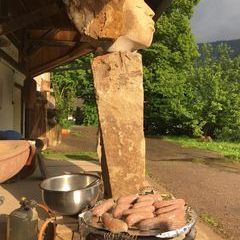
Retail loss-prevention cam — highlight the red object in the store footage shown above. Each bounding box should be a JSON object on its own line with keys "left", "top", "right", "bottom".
{"left": 61, "top": 128, "right": 70, "bottom": 136}
{"left": 0, "top": 141, "right": 31, "bottom": 183}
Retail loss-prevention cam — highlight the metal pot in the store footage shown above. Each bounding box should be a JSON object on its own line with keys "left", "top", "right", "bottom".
{"left": 40, "top": 173, "right": 102, "bottom": 215}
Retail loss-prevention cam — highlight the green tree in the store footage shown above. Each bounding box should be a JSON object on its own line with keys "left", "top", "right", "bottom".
{"left": 52, "top": 53, "right": 98, "bottom": 126}
{"left": 142, "top": 0, "right": 200, "bottom": 135}
{"left": 188, "top": 43, "right": 240, "bottom": 140}
{"left": 51, "top": 71, "right": 77, "bottom": 128}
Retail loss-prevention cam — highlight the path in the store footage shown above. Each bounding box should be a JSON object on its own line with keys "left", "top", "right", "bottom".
{"left": 55, "top": 126, "right": 239, "bottom": 239}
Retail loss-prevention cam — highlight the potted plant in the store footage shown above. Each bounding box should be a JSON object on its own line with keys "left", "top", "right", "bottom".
{"left": 59, "top": 118, "right": 72, "bottom": 136}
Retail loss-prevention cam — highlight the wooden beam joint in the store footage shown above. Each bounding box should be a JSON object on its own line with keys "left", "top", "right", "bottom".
{"left": 0, "top": 48, "right": 25, "bottom": 75}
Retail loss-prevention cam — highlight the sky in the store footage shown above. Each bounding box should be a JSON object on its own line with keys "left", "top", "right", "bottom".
{"left": 191, "top": 0, "right": 240, "bottom": 43}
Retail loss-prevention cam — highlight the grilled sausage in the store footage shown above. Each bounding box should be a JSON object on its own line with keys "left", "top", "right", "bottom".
{"left": 102, "top": 213, "right": 128, "bottom": 233}
{"left": 117, "top": 194, "right": 139, "bottom": 204}
{"left": 125, "top": 212, "right": 155, "bottom": 227}
{"left": 122, "top": 205, "right": 155, "bottom": 216}
{"left": 133, "top": 199, "right": 154, "bottom": 208}
{"left": 154, "top": 199, "right": 185, "bottom": 209}
{"left": 91, "top": 199, "right": 115, "bottom": 216}
{"left": 137, "top": 194, "right": 162, "bottom": 202}
{"left": 138, "top": 215, "right": 170, "bottom": 231}
{"left": 155, "top": 204, "right": 184, "bottom": 215}
{"left": 138, "top": 210, "right": 185, "bottom": 231}
{"left": 112, "top": 203, "right": 132, "bottom": 219}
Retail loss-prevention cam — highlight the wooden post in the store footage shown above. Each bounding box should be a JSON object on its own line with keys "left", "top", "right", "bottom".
{"left": 0, "top": 0, "right": 8, "bottom": 20}
{"left": 92, "top": 51, "right": 146, "bottom": 198}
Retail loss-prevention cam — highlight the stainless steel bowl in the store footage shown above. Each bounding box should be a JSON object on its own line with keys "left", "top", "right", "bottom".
{"left": 40, "top": 173, "right": 101, "bottom": 215}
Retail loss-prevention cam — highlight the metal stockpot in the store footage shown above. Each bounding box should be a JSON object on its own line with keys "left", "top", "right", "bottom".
{"left": 40, "top": 173, "right": 102, "bottom": 215}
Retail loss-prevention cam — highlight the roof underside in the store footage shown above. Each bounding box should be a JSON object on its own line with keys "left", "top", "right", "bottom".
{"left": 0, "top": 0, "right": 172, "bottom": 77}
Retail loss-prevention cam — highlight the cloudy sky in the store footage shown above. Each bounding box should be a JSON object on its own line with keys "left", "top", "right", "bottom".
{"left": 191, "top": 0, "right": 240, "bottom": 43}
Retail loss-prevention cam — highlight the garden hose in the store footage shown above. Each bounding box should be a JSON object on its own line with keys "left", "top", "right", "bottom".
{"left": 38, "top": 217, "right": 56, "bottom": 240}
{"left": 37, "top": 203, "right": 56, "bottom": 240}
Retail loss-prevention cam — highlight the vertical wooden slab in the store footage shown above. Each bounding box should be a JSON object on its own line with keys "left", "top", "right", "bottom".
{"left": 92, "top": 51, "right": 145, "bottom": 198}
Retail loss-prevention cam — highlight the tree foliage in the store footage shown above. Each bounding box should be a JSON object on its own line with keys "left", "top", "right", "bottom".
{"left": 51, "top": 71, "right": 77, "bottom": 128}
{"left": 142, "top": 0, "right": 199, "bottom": 135}
{"left": 51, "top": 53, "right": 97, "bottom": 126}
{"left": 51, "top": 0, "right": 240, "bottom": 141}
{"left": 189, "top": 44, "right": 240, "bottom": 140}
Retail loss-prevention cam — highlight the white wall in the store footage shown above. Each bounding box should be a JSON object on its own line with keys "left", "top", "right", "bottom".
{"left": 0, "top": 37, "right": 26, "bottom": 134}
{"left": 0, "top": 61, "right": 14, "bottom": 130}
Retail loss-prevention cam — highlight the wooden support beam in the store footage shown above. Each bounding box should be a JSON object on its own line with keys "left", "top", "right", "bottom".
{"left": 17, "top": 0, "right": 28, "bottom": 12}
{"left": 27, "top": 29, "right": 59, "bottom": 55}
{"left": 0, "top": 36, "right": 10, "bottom": 47}
{"left": 6, "top": 33, "right": 29, "bottom": 63}
{"left": 27, "top": 26, "right": 76, "bottom": 31}
{"left": 0, "top": 48, "right": 25, "bottom": 75}
{"left": 30, "top": 43, "right": 93, "bottom": 77}
{"left": 0, "top": 0, "right": 8, "bottom": 19}
{"left": 29, "top": 39, "right": 77, "bottom": 47}
{"left": 0, "top": 2, "right": 60, "bottom": 36}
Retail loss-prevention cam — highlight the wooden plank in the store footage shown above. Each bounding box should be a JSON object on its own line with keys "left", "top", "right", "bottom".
{"left": 0, "top": 36, "right": 10, "bottom": 47}
{"left": 0, "top": 48, "right": 25, "bottom": 74}
{"left": 30, "top": 43, "right": 93, "bottom": 77}
{"left": 17, "top": 0, "right": 28, "bottom": 12}
{"left": 0, "top": 2, "right": 60, "bottom": 36}
{"left": 29, "top": 39, "right": 77, "bottom": 47}
{"left": 27, "top": 29, "right": 59, "bottom": 55}
{"left": 27, "top": 26, "right": 75, "bottom": 31}
{"left": 0, "top": 0, "right": 8, "bottom": 19}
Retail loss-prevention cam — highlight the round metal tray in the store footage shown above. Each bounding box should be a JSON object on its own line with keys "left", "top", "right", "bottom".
{"left": 79, "top": 206, "right": 197, "bottom": 239}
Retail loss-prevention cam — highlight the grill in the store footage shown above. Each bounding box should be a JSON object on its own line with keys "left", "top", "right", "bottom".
{"left": 78, "top": 197, "right": 197, "bottom": 240}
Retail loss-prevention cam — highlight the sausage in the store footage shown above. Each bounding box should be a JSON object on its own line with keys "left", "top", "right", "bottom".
{"left": 112, "top": 203, "right": 132, "bottom": 219}
{"left": 137, "top": 194, "right": 162, "bottom": 202}
{"left": 133, "top": 199, "right": 154, "bottom": 208}
{"left": 138, "top": 210, "right": 185, "bottom": 231}
{"left": 91, "top": 199, "right": 115, "bottom": 216}
{"left": 137, "top": 216, "right": 170, "bottom": 231}
{"left": 117, "top": 194, "right": 138, "bottom": 204}
{"left": 125, "top": 212, "right": 155, "bottom": 227}
{"left": 154, "top": 199, "right": 185, "bottom": 209}
{"left": 102, "top": 213, "right": 128, "bottom": 233}
{"left": 155, "top": 204, "right": 184, "bottom": 215}
{"left": 123, "top": 205, "right": 155, "bottom": 216}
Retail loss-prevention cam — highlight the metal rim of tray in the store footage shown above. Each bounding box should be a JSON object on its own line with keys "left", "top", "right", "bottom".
{"left": 79, "top": 206, "right": 197, "bottom": 239}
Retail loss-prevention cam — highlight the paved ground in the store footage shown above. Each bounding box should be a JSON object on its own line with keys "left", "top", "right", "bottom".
{"left": 0, "top": 158, "right": 101, "bottom": 240}
{"left": 1, "top": 126, "right": 239, "bottom": 239}
{"left": 144, "top": 137, "right": 240, "bottom": 240}
{"left": 63, "top": 126, "right": 238, "bottom": 239}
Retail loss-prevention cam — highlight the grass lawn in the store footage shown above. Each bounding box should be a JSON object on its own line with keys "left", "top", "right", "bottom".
{"left": 43, "top": 150, "right": 98, "bottom": 162}
{"left": 164, "top": 136, "right": 240, "bottom": 162}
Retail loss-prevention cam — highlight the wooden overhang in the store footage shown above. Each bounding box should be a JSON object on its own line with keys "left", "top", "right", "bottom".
{"left": 0, "top": 0, "right": 172, "bottom": 77}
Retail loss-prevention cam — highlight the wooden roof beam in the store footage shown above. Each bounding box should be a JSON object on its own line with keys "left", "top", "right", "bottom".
{"left": 0, "top": 0, "right": 8, "bottom": 20}
{"left": 0, "top": 48, "right": 25, "bottom": 75}
{"left": 29, "top": 39, "right": 77, "bottom": 47}
{"left": 27, "top": 29, "right": 59, "bottom": 55}
{"left": 30, "top": 43, "right": 93, "bottom": 77}
{"left": 0, "top": 2, "right": 61, "bottom": 36}
{"left": 17, "top": 0, "right": 28, "bottom": 13}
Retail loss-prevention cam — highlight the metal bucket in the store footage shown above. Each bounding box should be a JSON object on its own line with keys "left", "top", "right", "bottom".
{"left": 40, "top": 173, "right": 102, "bottom": 215}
